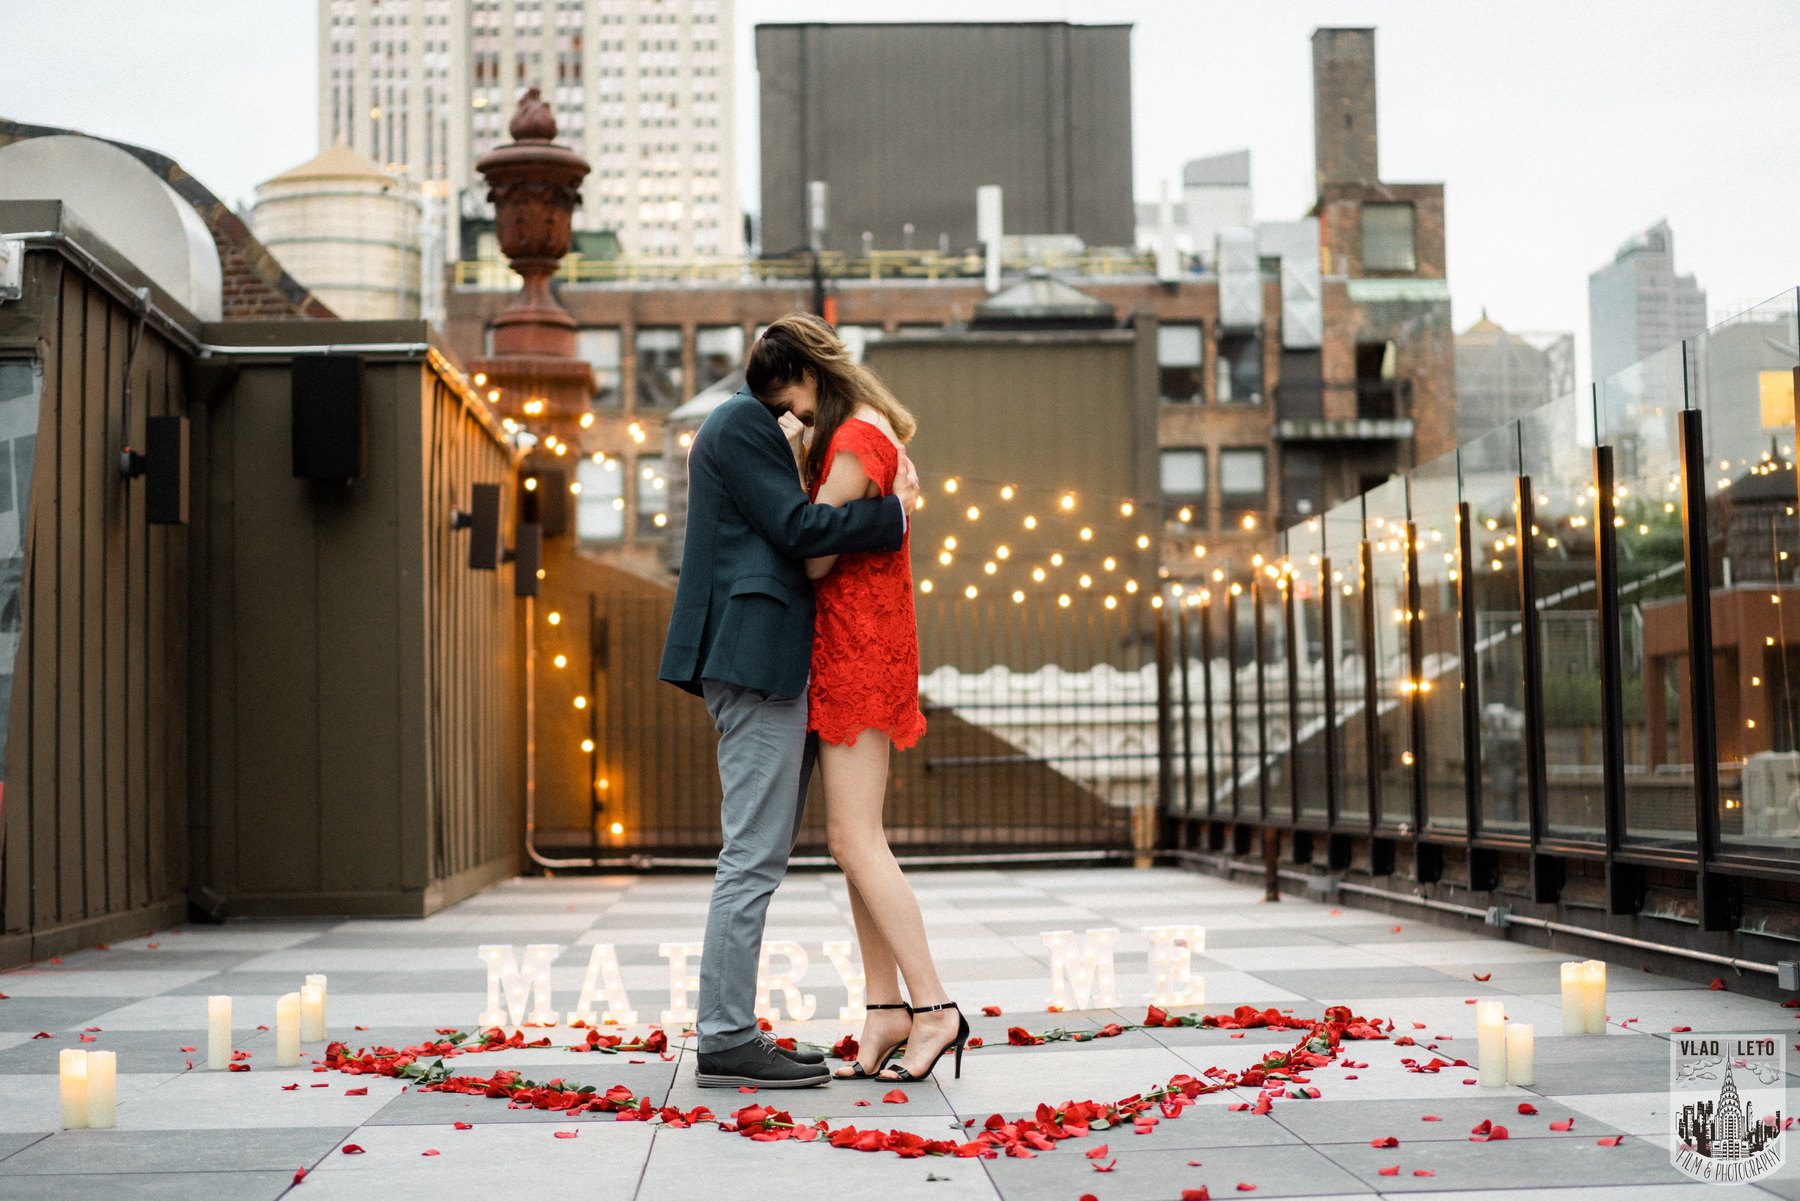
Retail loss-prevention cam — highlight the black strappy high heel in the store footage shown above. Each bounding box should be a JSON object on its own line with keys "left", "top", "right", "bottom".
{"left": 880, "top": 1001, "right": 969, "bottom": 1082}
{"left": 833, "top": 1003, "right": 911, "bottom": 1080}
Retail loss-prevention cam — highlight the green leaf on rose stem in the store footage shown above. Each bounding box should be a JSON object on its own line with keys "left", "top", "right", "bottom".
{"left": 578, "top": 1085, "right": 596, "bottom": 1094}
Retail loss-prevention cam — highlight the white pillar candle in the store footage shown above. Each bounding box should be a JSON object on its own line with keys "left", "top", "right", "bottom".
{"left": 275, "top": 993, "right": 301, "bottom": 1067}
{"left": 305, "top": 974, "right": 328, "bottom": 1033}
{"left": 85, "top": 1050, "right": 117, "bottom": 1129}
{"left": 300, "top": 985, "right": 325, "bottom": 1043}
{"left": 1581, "top": 959, "right": 1607, "bottom": 1034}
{"left": 207, "top": 996, "right": 232, "bottom": 1070}
{"left": 59, "top": 1049, "right": 88, "bottom": 1130}
{"left": 1476, "top": 1000, "right": 1507, "bottom": 1086}
{"left": 1505, "top": 1022, "right": 1535, "bottom": 1086}
{"left": 1559, "top": 962, "right": 1584, "bottom": 1034}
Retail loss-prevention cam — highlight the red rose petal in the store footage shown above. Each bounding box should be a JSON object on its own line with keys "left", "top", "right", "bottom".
{"left": 312, "top": 1083, "right": 329, "bottom": 1088}
{"left": 1371, "top": 1136, "right": 1398, "bottom": 1147}
{"left": 1471, "top": 1120, "right": 1491, "bottom": 1135}
{"left": 553, "top": 1130, "right": 579, "bottom": 1139}
{"left": 1517, "top": 1104, "right": 1538, "bottom": 1115}
{"left": 1237, "top": 1183, "right": 1258, "bottom": 1191}
{"left": 1549, "top": 1119, "right": 1573, "bottom": 1131}
{"left": 1598, "top": 1136, "right": 1625, "bottom": 1146}
{"left": 345, "top": 1087, "right": 368, "bottom": 1096}
{"left": 293, "top": 1168, "right": 307, "bottom": 1184}
{"left": 853, "top": 1100, "right": 871, "bottom": 1107}
{"left": 1487, "top": 1125, "right": 1509, "bottom": 1140}
{"left": 1230, "top": 1032, "right": 1245, "bottom": 1039}
{"left": 1085, "top": 1144, "right": 1111, "bottom": 1159}
{"left": 29, "top": 1033, "right": 50, "bottom": 1040}
{"left": 1183, "top": 1190, "right": 1211, "bottom": 1201}
{"left": 422, "top": 1149, "right": 440, "bottom": 1156}
{"left": 738, "top": 1086, "right": 757, "bottom": 1094}
{"left": 180, "top": 1046, "right": 196, "bottom": 1052}
{"left": 881, "top": 1089, "right": 908, "bottom": 1104}
{"left": 1092, "top": 1160, "right": 1118, "bottom": 1173}
{"left": 1390, "top": 927, "right": 1402, "bottom": 934}
{"left": 228, "top": 1063, "right": 251, "bottom": 1072}
{"left": 1414, "top": 1169, "right": 1436, "bottom": 1177}
{"left": 49, "top": 957, "right": 62, "bottom": 964}
{"left": 981, "top": 1006, "right": 1003, "bottom": 1016}
{"left": 1188, "top": 1161, "right": 1203, "bottom": 1167}
{"left": 341, "top": 1144, "right": 365, "bottom": 1155}
{"left": 281, "top": 1084, "right": 299, "bottom": 1091}
{"left": 1412, "top": 1022, "right": 1427, "bottom": 1029}
{"left": 1421, "top": 1115, "right": 1442, "bottom": 1122}
{"left": 1462, "top": 1078, "right": 1477, "bottom": 1085}
{"left": 454, "top": 1122, "right": 473, "bottom": 1130}
{"left": 78, "top": 1036, "right": 95, "bottom": 1043}
{"left": 83, "top": 1026, "right": 101, "bottom": 1032}
{"left": 355, "top": 1026, "right": 368, "bottom": 1031}
{"left": 1672, "top": 1026, "right": 1692, "bottom": 1032}
{"left": 1378, "top": 1166, "right": 1401, "bottom": 1176}
{"left": 1709, "top": 978, "right": 1726, "bottom": 991}
{"left": 1473, "top": 973, "right": 1492, "bottom": 981}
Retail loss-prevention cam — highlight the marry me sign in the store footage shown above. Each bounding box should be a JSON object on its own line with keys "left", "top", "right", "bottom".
{"left": 474, "top": 926, "right": 1205, "bottom": 1028}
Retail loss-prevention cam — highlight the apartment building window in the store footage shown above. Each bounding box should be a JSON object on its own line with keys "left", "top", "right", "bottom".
{"left": 1216, "top": 333, "right": 1263, "bottom": 404}
{"left": 1361, "top": 203, "right": 1417, "bottom": 272}
{"left": 1157, "top": 323, "right": 1204, "bottom": 403}
{"left": 576, "top": 456, "right": 624, "bottom": 541}
{"left": 635, "top": 327, "right": 683, "bottom": 408}
{"left": 1218, "top": 448, "right": 1268, "bottom": 522}
{"left": 695, "top": 325, "right": 744, "bottom": 392}
{"left": 1159, "top": 448, "right": 1207, "bottom": 526}
{"left": 576, "top": 327, "right": 622, "bottom": 408}
{"left": 636, "top": 455, "right": 669, "bottom": 536}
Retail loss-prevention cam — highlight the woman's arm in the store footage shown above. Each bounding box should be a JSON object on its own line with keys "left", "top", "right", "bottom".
{"left": 805, "top": 449, "right": 876, "bottom": 579}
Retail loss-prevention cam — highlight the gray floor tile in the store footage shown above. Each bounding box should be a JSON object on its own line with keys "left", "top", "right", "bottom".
{"left": 0, "top": 1171, "right": 297, "bottom": 1200}
{"left": 636, "top": 1119, "right": 998, "bottom": 1201}
{"left": 298, "top": 1120, "right": 653, "bottom": 1199}
{"left": 0, "top": 1026, "right": 271, "bottom": 1075}
{"left": 1268, "top": 1095, "right": 1615, "bottom": 1144}
{"left": 982, "top": 1141, "right": 1374, "bottom": 1200}
{"left": 0, "top": 1127, "right": 354, "bottom": 1175}
{"left": 0, "top": 997, "right": 132, "bottom": 1030}
{"left": 1312, "top": 1129, "right": 1684, "bottom": 1189}
{"left": 0, "top": 1135, "right": 46, "bottom": 1164}
{"left": 1252, "top": 967, "right": 1509, "bottom": 998}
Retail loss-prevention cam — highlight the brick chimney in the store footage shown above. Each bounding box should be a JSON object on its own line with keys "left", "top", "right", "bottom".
{"left": 1312, "top": 28, "right": 1379, "bottom": 189}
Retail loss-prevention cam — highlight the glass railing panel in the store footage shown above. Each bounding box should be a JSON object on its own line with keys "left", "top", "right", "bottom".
{"left": 1256, "top": 564, "right": 1290, "bottom": 819}
{"left": 1411, "top": 449, "right": 1468, "bottom": 832}
{"left": 1365, "top": 476, "right": 1414, "bottom": 829}
{"left": 1462, "top": 420, "right": 1529, "bottom": 836}
{"left": 1599, "top": 338, "right": 1695, "bottom": 848}
{"left": 1325, "top": 496, "right": 1370, "bottom": 826}
{"left": 1520, "top": 390, "right": 1605, "bottom": 841}
{"left": 1229, "top": 568, "right": 1259, "bottom": 818}
{"left": 1286, "top": 518, "right": 1331, "bottom": 821}
{"left": 1691, "top": 290, "right": 1800, "bottom": 858}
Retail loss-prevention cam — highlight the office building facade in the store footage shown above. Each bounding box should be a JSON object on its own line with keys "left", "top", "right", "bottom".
{"left": 1588, "top": 219, "right": 1707, "bottom": 381}
{"left": 318, "top": 0, "right": 739, "bottom": 260}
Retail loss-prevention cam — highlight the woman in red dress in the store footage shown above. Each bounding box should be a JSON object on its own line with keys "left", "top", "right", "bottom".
{"left": 749, "top": 314, "right": 968, "bottom": 1084}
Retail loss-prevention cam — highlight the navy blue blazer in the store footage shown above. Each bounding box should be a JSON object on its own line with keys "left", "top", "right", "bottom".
{"left": 658, "top": 388, "right": 906, "bottom": 699}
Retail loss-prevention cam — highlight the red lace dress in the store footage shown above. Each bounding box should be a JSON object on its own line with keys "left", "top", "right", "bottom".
{"left": 807, "top": 418, "right": 928, "bottom": 749}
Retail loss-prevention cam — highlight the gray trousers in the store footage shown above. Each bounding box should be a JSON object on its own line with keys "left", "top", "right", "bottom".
{"left": 697, "top": 679, "right": 816, "bottom": 1053}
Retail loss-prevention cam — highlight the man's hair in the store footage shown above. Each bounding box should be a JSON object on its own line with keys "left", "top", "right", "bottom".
{"left": 745, "top": 313, "right": 916, "bottom": 489}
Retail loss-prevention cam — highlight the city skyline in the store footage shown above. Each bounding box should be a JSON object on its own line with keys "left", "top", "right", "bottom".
{"left": 1, "top": 0, "right": 1794, "bottom": 382}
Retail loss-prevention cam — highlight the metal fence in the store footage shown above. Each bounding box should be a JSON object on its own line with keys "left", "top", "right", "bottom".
{"left": 527, "top": 590, "right": 1143, "bottom": 866}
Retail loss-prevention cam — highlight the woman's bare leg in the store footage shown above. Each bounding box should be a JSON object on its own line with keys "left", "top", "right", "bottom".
{"left": 822, "top": 733, "right": 959, "bottom": 1078}
{"left": 835, "top": 874, "right": 910, "bottom": 1076}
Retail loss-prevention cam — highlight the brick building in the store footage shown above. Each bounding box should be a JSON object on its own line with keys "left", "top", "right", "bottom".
{"left": 441, "top": 25, "right": 1455, "bottom": 587}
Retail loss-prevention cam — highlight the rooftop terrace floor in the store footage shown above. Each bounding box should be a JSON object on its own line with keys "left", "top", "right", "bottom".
{"left": 0, "top": 866, "right": 1790, "bottom": 1200}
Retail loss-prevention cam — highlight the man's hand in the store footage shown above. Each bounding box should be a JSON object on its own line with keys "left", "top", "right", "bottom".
{"left": 776, "top": 412, "right": 806, "bottom": 470}
{"left": 893, "top": 448, "right": 920, "bottom": 513}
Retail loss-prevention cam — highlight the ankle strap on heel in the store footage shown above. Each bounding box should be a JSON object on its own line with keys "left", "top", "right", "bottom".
{"left": 908, "top": 1001, "right": 960, "bottom": 1015}
{"left": 864, "top": 1002, "right": 910, "bottom": 1011}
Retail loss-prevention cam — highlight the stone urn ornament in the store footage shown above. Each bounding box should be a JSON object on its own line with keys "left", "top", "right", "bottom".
{"left": 476, "top": 88, "right": 591, "bottom": 359}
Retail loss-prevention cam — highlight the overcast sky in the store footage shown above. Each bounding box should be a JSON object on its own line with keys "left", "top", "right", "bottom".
{"left": 3, "top": 0, "right": 1794, "bottom": 382}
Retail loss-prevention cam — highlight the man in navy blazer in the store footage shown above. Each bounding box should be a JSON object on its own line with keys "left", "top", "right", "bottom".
{"left": 660, "top": 372, "right": 915, "bottom": 1088}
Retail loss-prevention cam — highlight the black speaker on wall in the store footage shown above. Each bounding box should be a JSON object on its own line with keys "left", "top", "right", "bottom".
{"left": 512, "top": 522, "right": 542, "bottom": 598}
{"left": 467, "top": 482, "right": 502, "bottom": 570}
{"left": 291, "top": 354, "right": 366, "bottom": 481}
{"left": 145, "top": 415, "right": 189, "bottom": 525}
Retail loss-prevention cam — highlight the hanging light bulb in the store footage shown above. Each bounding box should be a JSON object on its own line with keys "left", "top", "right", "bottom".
{"left": 1024, "top": 515, "right": 1038, "bottom": 530}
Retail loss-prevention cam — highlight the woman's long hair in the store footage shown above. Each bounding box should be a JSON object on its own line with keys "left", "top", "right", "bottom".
{"left": 745, "top": 313, "right": 916, "bottom": 490}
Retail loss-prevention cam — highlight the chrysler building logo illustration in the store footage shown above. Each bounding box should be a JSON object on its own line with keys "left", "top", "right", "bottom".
{"left": 1670, "top": 1035, "right": 1785, "bottom": 1183}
